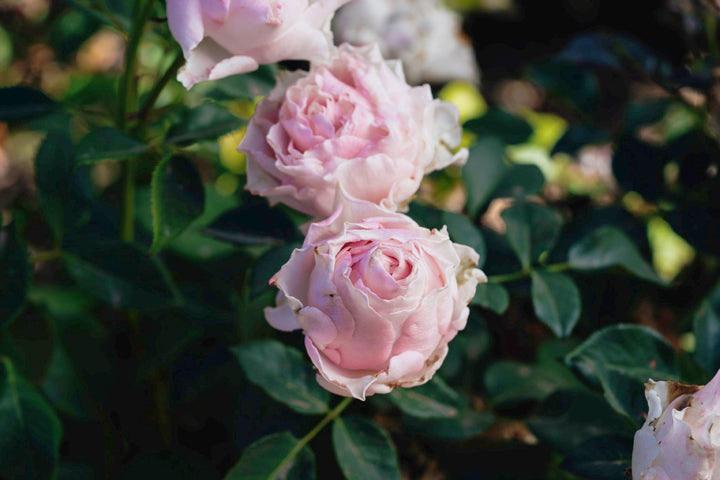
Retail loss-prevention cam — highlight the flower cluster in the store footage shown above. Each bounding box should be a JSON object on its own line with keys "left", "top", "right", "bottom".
{"left": 167, "top": 0, "right": 485, "bottom": 400}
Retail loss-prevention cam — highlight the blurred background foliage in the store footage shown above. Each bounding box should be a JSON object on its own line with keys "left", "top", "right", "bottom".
{"left": 2, "top": 0, "right": 720, "bottom": 479}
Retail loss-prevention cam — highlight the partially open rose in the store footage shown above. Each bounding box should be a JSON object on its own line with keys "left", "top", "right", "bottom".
{"left": 240, "top": 42, "right": 468, "bottom": 218}
{"left": 167, "top": 0, "right": 349, "bottom": 89}
{"left": 632, "top": 370, "right": 720, "bottom": 479}
{"left": 265, "top": 193, "right": 486, "bottom": 399}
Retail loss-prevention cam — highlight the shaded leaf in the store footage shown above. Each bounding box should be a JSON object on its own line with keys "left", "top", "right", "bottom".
{"left": 693, "top": 301, "right": 720, "bottom": 375}
{"left": 389, "top": 376, "right": 461, "bottom": 418}
{"left": 463, "top": 138, "right": 507, "bottom": 218}
{"left": 0, "top": 357, "right": 62, "bottom": 480}
{"left": 561, "top": 436, "right": 633, "bottom": 480}
{"left": 568, "top": 226, "right": 663, "bottom": 284}
{"left": 224, "top": 432, "right": 314, "bottom": 480}
{"left": 167, "top": 103, "right": 244, "bottom": 145}
{"left": 531, "top": 271, "right": 581, "bottom": 337}
{"left": 204, "top": 203, "right": 301, "bottom": 246}
{"left": 485, "top": 360, "right": 583, "bottom": 407}
{"left": 403, "top": 408, "right": 495, "bottom": 441}
{"left": 232, "top": 340, "right": 329, "bottom": 415}
{"left": 250, "top": 244, "right": 300, "bottom": 299}
{"left": 408, "top": 203, "right": 485, "bottom": 265}
{"left": 332, "top": 416, "right": 401, "bottom": 480}
{"left": 551, "top": 124, "right": 611, "bottom": 155}
{"left": 40, "top": 344, "right": 93, "bottom": 421}
{"left": 492, "top": 164, "right": 545, "bottom": 199}
{"left": 76, "top": 127, "right": 147, "bottom": 164}
{"left": 470, "top": 282, "right": 509, "bottom": 314}
{"left": 527, "top": 59, "right": 599, "bottom": 114}
{"left": 464, "top": 108, "right": 533, "bottom": 145}
{"left": 501, "top": 202, "right": 561, "bottom": 268}
{"left": 63, "top": 239, "right": 181, "bottom": 310}
{"left": 150, "top": 156, "right": 206, "bottom": 254}
{"left": 0, "top": 86, "right": 57, "bottom": 121}
{"left": 0, "top": 223, "right": 29, "bottom": 326}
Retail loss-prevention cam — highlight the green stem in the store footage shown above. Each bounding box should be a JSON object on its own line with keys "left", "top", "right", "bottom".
{"left": 488, "top": 262, "right": 570, "bottom": 283}
{"left": 270, "top": 397, "right": 353, "bottom": 477}
{"left": 135, "top": 51, "right": 184, "bottom": 133}
{"left": 122, "top": 158, "right": 137, "bottom": 242}
{"left": 29, "top": 250, "right": 62, "bottom": 264}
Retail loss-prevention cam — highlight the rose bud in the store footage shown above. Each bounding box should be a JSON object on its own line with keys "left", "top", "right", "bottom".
{"left": 333, "top": 0, "right": 480, "bottom": 86}
{"left": 240, "top": 42, "right": 468, "bottom": 218}
{"left": 632, "top": 369, "right": 720, "bottom": 480}
{"left": 167, "top": 0, "right": 350, "bottom": 89}
{"left": 264, "top": 191, "right": 486, "bottom": 400}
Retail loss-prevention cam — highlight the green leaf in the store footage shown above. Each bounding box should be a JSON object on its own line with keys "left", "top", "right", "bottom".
{"left": 0, "top": 86, "right": 57, "bottom": 121}
{"left": 0, "top": 357, "right": 63, "bottom": 480}
{"left": 527, "top": 59, "right": 599, "bottom": 115}
{"left": 493, "top": 164, "right": 545, "bottom": 198}
{"left": 63, "top": 239, "right": 181, "bottom": 309}
{"left": 76, "top": 127, "right": 147, "bottom": 164}
{"left": 463, "top": 138, "right": 507, "bottom": 218}
{"left": 693, "top": 301, "right": 720, "bottom": 375}
{"left": 565, "top": 325, "right": 678, "bottom": 422}
{"left": 470, "top": 283, "right": 509, "bottom": 314}
{"left": 404, "top": 408, "right": 495, "bottom": 440}
{"left": 528, "top": 390, "right": 634, "bottom": 453}
{"left": 166, "top": 103, "right": 244, "bottom": 146}
{"left": 568, "top": 226, "right": 663, "bottom": 284}
{"left": 150, "top": 156, "right": 206, "bottom": 254}
{"left": 35, "top": 131, "right": 91, "bottom": 239}
{"left": 501, "top": 202, "right": 561, "bottom": 268}
{"left": 40, "top": 344, "right": 93, "bottom": 421}
{"left": 531, "top": 271, "right": 581, "bottom": 337}
{"left": 389, "top": 376, "right": 461, "bottom": 418}
{"left": 560, "top": 436, "right": 633, "bottom": 480}
{"left": 464, "top": 108, "right": 533, "bottom": 145}
{"left": 551, "top": 124, "right": 611, "bottom": 155}
{"left": 209, "top": 65, "right": 278, "bottom": 101}
{"left": 485, "top": 360, "right": 583, "bottom": 406}
{"left": 332, "top": 416, "right": 400, "bottom": 480}
{"left": 250, "top": 244, "right": 300, "bottom": 299}
{"left": 224, "top": 432, "right": 314, "bottom": 480}
{"left": 0, "top": 223, "right": 29, "bottom": 326}
{"left": 204, "top": 203, "right": 301, "bottom": 246}
{"left": 232, "top": 340, "right": 329, "bottom": 415}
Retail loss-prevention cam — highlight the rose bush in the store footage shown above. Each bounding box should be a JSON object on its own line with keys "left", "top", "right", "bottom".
{"left": 240, "top": 42, "right": 468, "bottom": 218}
{"left": 632, "top": 370, "right": 720, "bottom": 480}
{"left": 333, "top": 0, "right": 480, "bottom": 85}
{"left": 264, "top": 192, "right": 486, "bottom": 400}
{"left": 167, "top": 0, "right": 349, "bottom": 88}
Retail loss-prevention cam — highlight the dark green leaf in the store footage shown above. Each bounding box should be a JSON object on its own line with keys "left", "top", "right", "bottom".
{"left": 35, "top": 131, "right": 92, "bottom": 239}
{"left": 224, "top": 432, "right": 314, "bottom": 480}
{"left": 232, "top": 340, "right": 329, "bottom": 415}
{"left": 464, "top": 108, "right": 533, "bottom": 145}
{"left": 408, "top": 203, "right": 485, "bottom": 265}
{"left": 531, "top": 271, "right": 581, "bottom": 337}
{"left": 40, "top": 344, "right": 93, "bottom": 420}
{"left": 551, "top": 124, "right": 611, "bottom": 155}
{"left": 501, "top": 202, "right": 561, "bottom": 268}
{"left": 332, "top": 416, "right": 401, "bottom": 480}
{"left": 76, "top": 127, "right": 147, "bottom": 164}
{"left": 568, "top": 226, "right": 663, "bottom": 284}
{"left": 150, "top": 156, "right": 206, "bottom": 254}
{"left": 250, "top": 244, "right": 299, "bottom": 299}
{"left": 470, "top": 282, "right": 509, "bottom": 314}
{"left": 0, "top": 223, "right": 28, "bottom": 326}
{"left": 167, "top": 103, "right": 244, "bottom": 145}
{"left": 204, "top": 203, "right": 300, "bottom": 246}
{"left": 492, "top": 164, "right": 545, "bottom": 199}
{"left": 693, "top": 301, "right": 720, "bottom": 375}
{"left": 565, "top": 325, "right": 678, "bottom": 422}
{"left": 528, "top": 390, "right": 635, "bottom": 453}
{"left": 527, "top": 59, "right": 599, "bottom": 114}
{"left": 485, "top": 360, "right": 583, "bottom": 406}
{"left": 389, "top": 376, "right": 461, "bottom": 418}
{"left": 0, "top": 357, "right": 62, "bottom": 480}
{"left": 561, "top": 436, "right": 632, "bottom": 480}
{"left": 0, "top": 86, "right": 57, "bottom": 121}
{"left": 208, "top": 65, "right": 278, "bottom": 101}
{"left": 403, "top": 408, "right": 495, "bottom": 440}
{"left": 463, "top": 138, "right": 507, "bottom": 218}
{"left": 63, "top": 239, "right": 181, "bottom": 309}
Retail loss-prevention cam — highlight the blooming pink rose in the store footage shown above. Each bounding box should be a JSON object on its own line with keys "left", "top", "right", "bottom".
{"left": 240, "top": 43, "right": 468, "bottom": 218}
{"left": 265, "top": 193, "right": 486, "bottom": 399}
{"left": 167, "top": 0, "right": 350, "bottom": 89}
{"left": 632, "top": 370, "right": 720, "bottom": 480}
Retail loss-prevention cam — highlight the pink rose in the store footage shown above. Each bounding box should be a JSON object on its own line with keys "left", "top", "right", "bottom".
{"left": 632, "top": 370, "right": 720, "bottom": 480}
{"left": 240, "top": 43, "right": 468, "bottom": 218}
{"left": 167, "top": 0, "right": 350, "bottom": 89}
{"left": 265, "top": 193, "right": 486, "bottom": 399}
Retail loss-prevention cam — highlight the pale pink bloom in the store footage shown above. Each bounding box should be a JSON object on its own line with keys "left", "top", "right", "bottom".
{"left": 265, "top": 192, "right": 486, "bottom": 400}
{"left": 167, "top": 0, "right": 350, "bottom": 89}
{"left": 241, "top": 43, "right": 468, "bottom": 218}
{"left": 632, "top": 370, "right": 720, "bottom": 479}
{"left": 333, "top": 0, "right": 480, "bottom": 85}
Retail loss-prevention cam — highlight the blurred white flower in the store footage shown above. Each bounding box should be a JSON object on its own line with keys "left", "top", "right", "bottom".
{"left": 333, "top": 0, "right": 480, "bottom": 85}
